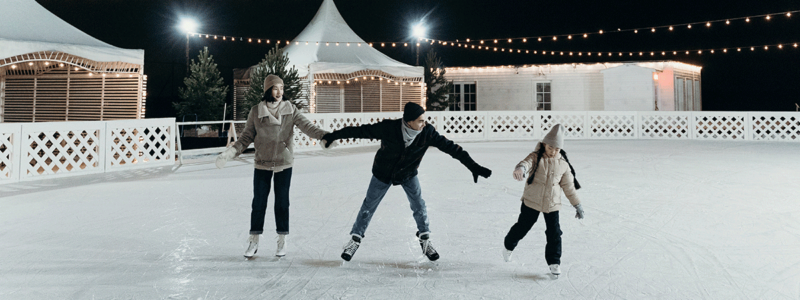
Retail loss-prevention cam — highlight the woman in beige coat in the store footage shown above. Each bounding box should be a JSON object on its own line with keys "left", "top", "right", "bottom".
{"left": 503, "top": 124, "right": 584, "bottom": 277}
{"left": 215, "top": 74, "right": 329, "bottom": 259}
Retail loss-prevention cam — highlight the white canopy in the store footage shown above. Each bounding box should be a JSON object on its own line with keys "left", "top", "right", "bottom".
{"left": 282, "top": 0, "right": 422, "bottom": 78}
{"left": 0, "top": 0, "right": 144, "bottom": 65}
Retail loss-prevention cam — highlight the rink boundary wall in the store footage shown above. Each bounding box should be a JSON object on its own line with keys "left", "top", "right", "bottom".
{"left": 2, "top": 112, "right": 798, "bottom": 184}
{"left": 0, "top": 118, "right": 175, "bottom": 184}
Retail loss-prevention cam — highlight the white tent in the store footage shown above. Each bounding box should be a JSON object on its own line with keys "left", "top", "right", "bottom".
{"left": 234, "top": 0, "right": 424, "bottom": 116}
{"left": 283, "top": 0, "right": 421, "bottom": 78}
{"left": 0, "top": 0, "right": 146, "bottom": 122}
{"left": 0, "top": 0, "right": 143, "bottom": 65}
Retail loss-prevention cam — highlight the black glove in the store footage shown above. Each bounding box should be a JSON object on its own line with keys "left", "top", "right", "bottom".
{"left": 321, "top": 133, "right": 336, "bottom": 148}
{"left": 467, "top": 163, "right": 492, "bottom": 183}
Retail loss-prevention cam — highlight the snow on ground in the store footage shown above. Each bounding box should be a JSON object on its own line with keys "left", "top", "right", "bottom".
{"left": 1, "top": 140, "right": 799, "bottom": 299}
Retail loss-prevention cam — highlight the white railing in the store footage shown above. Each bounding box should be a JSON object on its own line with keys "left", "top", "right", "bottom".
{"left": 1, "top": 118, "right": 175, "bottom": 184}
{"left": 286, "top": 111, "right": 799, "bottom": 148}
{"left": 2, "top": 112, "right": 797, "bottom": 184}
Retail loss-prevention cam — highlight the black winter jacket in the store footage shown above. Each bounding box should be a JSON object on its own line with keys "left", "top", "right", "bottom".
{"left": 325, "top": 119, "right": 477, "bottom": 185}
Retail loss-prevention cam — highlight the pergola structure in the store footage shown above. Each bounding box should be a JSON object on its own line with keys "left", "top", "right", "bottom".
{"left": 232, "top": 0, "right": 423, "bottom": 119}
{"left": 0, "top": 0, "right": 146, "bottom": 123}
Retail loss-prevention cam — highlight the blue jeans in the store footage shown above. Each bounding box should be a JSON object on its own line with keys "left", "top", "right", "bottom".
{"left": 250, "top": 168, "right": 292, "bottom": 235}
{"left": 350, "top": 176, "right": 429, "bottom": 238}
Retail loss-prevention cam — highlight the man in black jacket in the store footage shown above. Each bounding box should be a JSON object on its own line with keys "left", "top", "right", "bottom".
{"left": 321, "top": 102, "right": 492, "bottom": 262}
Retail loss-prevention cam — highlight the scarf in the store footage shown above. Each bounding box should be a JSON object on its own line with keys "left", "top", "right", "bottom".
{"left": 401, "top": 120, "right": 421, "bottom": 147}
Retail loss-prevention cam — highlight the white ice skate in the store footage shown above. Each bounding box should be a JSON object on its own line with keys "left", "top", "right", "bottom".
{"left": 341, "top": 235, "right": 361, "bottom": 261}
{"left": 503, "top": 249, "right": 513, "bottom": 262}
{"left": 244, "top": 234, "right": 259, "bottom": 258}
{"left": 549, "top": 264, "right": 561, "bottom": 278}
{"left": 275, "top": 234, "right": 287, "bottom": 257}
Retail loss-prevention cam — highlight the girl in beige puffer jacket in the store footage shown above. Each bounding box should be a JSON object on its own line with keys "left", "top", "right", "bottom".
{"left": 502, "top": 124, "right": 584, "bottom": 276}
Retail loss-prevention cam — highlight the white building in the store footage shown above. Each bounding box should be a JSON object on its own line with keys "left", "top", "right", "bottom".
{"left": 443, "top": 61, "right": 701, "bottom": 111}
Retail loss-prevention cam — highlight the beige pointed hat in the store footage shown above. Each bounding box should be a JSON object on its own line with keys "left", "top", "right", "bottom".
{"left": 542, "top": 124, "right": 564, "bottom": 149}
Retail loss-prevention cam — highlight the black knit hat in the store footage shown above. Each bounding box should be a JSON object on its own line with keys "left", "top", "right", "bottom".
{"left": 403, "top": 102, "right": 425, "bottom": 122}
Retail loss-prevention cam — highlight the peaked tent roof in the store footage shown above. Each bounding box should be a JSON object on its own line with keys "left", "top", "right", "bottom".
{"left": 0, "top": 0, "right": 144, "bottom": 65}
{"left": 282, "top": 0, "right": 421, "bottom": 78}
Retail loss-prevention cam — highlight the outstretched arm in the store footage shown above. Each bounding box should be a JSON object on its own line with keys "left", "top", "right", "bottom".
{"left": 428, "top": 127, "right": 492, "bottom": 183}
{"left": 321, "top": 121, "right": 385, "bottom": 147}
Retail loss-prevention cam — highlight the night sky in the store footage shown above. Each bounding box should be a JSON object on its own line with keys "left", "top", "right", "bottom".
{"left": 34, "top": 0, "right": 800, "bottom": 118}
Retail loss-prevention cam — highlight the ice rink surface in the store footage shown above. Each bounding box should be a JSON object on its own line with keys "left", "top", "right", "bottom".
{"left": 2, "top": 140, "right": 799, "bottom": 299}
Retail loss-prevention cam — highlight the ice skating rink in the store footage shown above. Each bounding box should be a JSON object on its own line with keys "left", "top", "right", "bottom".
{"left": 1, "top": 140, "right": 799, "bottom": 299}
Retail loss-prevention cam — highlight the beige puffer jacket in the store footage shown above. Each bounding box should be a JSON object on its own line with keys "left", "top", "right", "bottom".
{"left": 516, "top": 142, "right": 580, "bottom": 213}
{"left": 233, "top": 100, "right": 327, "bottom": 170}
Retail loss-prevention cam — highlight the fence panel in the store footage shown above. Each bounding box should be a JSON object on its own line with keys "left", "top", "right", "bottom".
{"left": 588, "top": 112, "right": 638, "bottom": 139}
{"left": 638, "top": 112, "right": 692, "bottom": 139}
{"left": 539, "top": 111, "right": 587, "bottom": 139}
{"left": 19, "top": 121, "right": 105, "bottom": 181}
{"left": 318, "top": 113, "right": 365, "bottom": 147}
{"left": 486, "top": 111, "right": 539, "bottom": 140}
{"left": 692, "top": 112, "right": 749, "bottom": 141}
{"left": 749, "top": 112, "right": 800, "bottom": 141}
{"left": 0, "top": 124, "right": 22, "bottom": 184}
{"left": 436, "top": 111, "right": 487, "bottom": 141}
{"left": 105, "top": 118, "right": 176, "bottom": 171}
{"left": 293, "top": 114, "right": 327, "bottom": 151}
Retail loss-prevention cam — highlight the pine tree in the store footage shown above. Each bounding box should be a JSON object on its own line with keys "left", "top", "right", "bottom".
{"left": 173, "top": 47, "right": 229, "bottom": 121}
{"left": 242, "top": 45, "right": 303, "bottom": 116}
{"left": 423, "top": 50, "right": 454, "bottom": 111}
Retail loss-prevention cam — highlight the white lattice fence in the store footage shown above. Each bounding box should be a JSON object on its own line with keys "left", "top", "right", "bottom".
{"left": 106, "top": 119, "right": 175, "bottom": 171}
{"left": 749, "top": 113, "right": 800, "bottom": 141}
{"left": 20, "top": 122, "right": 105, "bottom": 180}
{"left": 0, "top": 124, "right": 22, "bottom": 182}
{"left": 320, "top": 114, "right": 366, "bottom": 147}
{"left": 693, "top": 113, "right": 749, "bottom": 140}
{"left": 486, "top": 112, "right": 539, "bottom": 140}
{"left": 589, "top": 112, "right": 637, "bottom": 139}
{"left": 540, "top": 112, "right": 587, "bottom": 139}
{"left": 638, "top": 112, "right": 692, "bottom": 139}
{"left": 437, "top": 112, "right": 487, "bottom": 140}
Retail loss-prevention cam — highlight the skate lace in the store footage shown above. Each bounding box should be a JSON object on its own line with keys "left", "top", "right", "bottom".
{"left": 421, "top": 239, "right": 436, "bottom": 255}
{"left": 343, "top": 240, "right": 359, "bottom": 254}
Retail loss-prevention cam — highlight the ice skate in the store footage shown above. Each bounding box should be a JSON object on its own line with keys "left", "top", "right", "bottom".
{"left": 503, "top": 249, "right": 513, "bottom": 262}
{"left": 341, "top": 235, "right": 361, "bottom": 261}
{"left": 416, "top": 232, "right": 440, "bottom": 261}
{"left": 244, "top": 234, "right": 259, "bottom": 258}
{"left": 549, "top": 264, "right": 561, "bottom": 278}
{"left": 275, "top": 234, "right": 287, "bottom": 257}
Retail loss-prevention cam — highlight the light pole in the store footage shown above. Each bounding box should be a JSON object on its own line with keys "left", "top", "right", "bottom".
{"left": 412, "top": 24, "right": 426, "bottom": 66}
{"left": 179, "top": 18, "right": 199, "bottom": 73}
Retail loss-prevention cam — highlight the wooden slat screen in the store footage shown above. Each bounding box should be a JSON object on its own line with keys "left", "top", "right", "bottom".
{"left": 315, "top": 85, "right": 341, "bottom": 113}
{"left": 3, "top": 78, "right": 35, "bottom": 122}
{"left": 343, "top": 83, "right": 361, "bottom": 113}
{"left": 381, "top": 83, "right": 401, "bottom": 112}
{"left": 401, "top": 84, "right": 423, "bottom": 108}
{"left": 362, "top": 80, "right": 381, "bottom": 112}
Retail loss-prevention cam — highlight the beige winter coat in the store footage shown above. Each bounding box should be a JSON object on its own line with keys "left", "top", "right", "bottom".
{"left": 516, "top": 142, "right": 581, "bottom": 213}
{"left": 232, "top": 100, "right": 327, "bottom": 170}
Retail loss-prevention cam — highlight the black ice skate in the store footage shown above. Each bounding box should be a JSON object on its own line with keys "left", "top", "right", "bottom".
{"left": 341, "top": 235, "right": 361, "bottom": 261}
{"left": 416, "top": 232, "right": 440, "bottom": 261}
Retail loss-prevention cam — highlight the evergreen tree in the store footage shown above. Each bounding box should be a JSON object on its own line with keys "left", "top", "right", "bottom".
{"left": 423, "top": 50, "right": 454, "bottom": 111}
{"left": 173, "top": 47, "right": 229, "bottom": 121}
{"left": 243, "top": 45, "right": 303, "bottom": 116}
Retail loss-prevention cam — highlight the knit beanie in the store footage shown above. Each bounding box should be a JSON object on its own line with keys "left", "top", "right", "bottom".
{"left": 263, "top": 74, "right": 284, "bottom": 92}
{"left": 542, "top": 124, "right": 565, "bottom": 149}
{"left": 403, "top": 102, "right": 425, "bottom": 122}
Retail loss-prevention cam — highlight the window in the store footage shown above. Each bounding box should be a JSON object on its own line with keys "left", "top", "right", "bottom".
{"left": 448, "top": 83, "right": 477, "bottom": 111}
{"left": 536, "top": 82, "right": 551, "bottom": 110}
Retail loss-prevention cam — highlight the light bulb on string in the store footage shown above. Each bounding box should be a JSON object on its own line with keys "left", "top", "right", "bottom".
{"left": 583, "top": 33, "right": 588, "bottom": 38}
{"left": 726, "top": 20, "right": 730, "bottom": 25}
{"left": 669, "top": 26, "right": 673, "bottom": 31}
{"left": 751, "top": 47, "right": 755, "bottom": 51}
{"left": 634, "top": 29, "right": 638, "bottom": 33}
{"left": 508, "top": 39, "right": 512, "bottom": 43}
{"left": 599, "top": 30, "right": 604, "bottom": 34}
{"left": 553, "top": 36, "right": 557, "bottom": 41}
{"left": 787, "top": 12, "right": 792, "bottom": 17}
{"left": 568, "top": 35, "right": 572, "bottom": 39}
{"left": 687, "top": 24, "right": 692, "bottom": 29}
{"left": 494, "top": 39, "right": 498, "bottom": 43}
{"left": 706, "top": 22, "right": 711, "bottom": 27}
{"left": 746, "top": 17, "right": 750, "bottom": 22}
{"left": 766, "top": 15, "right": 771, "bottom": 20}
{"left": 538, "top": 37, "right": 542, "bottom": 42}
{"left": 651, "top": 28, "right": 656, "bottom": 32}
{"left": 737, "top": 48, "right": 742, "bottom": 51}
{"left": 723, "top": 49, "right": 728, "bottom": 53}
{"left": 523, "top": 38, "right": 527, "bottom": 42}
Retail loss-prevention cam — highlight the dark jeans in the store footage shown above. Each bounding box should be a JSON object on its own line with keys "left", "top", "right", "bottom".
{"left": 504, "top": 203, "right": 562, "bottom": 265}
{"left": 250, "top": 168, "right": 292, "bottom": 235}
